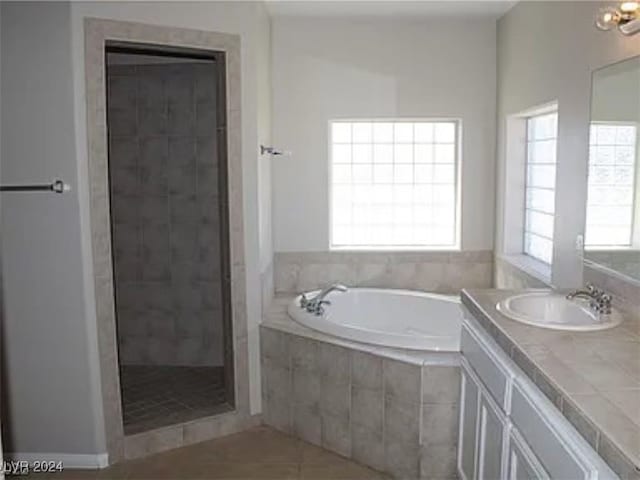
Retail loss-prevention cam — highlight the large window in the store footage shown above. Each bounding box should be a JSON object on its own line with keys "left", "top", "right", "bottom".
{"left": 330, "top": 120, "right": 460, "bottom": 249}
{"left": 524, "top": 112, "right": 558, "bottom": 264}
{"left": 586, "top": 123, "right": 637, "bottom": 247}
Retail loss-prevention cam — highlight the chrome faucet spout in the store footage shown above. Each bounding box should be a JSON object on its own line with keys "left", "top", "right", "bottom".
{"left": 566, "top": 284, "right": 597, "bottom": 300}
{"left": 566, "top": 290, "right": 593, "bottom": 300}
{"left": 566, "top": 284, "right": 612, "bottom": 314}
{"left": 300, "top": 283, "right": 349, "bottom": 316}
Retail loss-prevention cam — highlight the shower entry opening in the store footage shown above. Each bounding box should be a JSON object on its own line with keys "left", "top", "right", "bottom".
{"left": 104, "top": 42, "right": 234, "bottom": 435}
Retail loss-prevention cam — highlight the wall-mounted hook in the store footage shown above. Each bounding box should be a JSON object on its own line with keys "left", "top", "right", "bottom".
{"left": 260, "top": 145, "right": 291, "bottom": 157}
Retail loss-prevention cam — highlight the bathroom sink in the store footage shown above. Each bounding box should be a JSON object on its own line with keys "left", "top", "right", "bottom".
{"left": 496, "top": 293, "right": 623, "bottom": 331}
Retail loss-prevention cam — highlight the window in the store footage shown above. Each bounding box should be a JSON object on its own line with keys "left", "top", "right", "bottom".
{"left": 524, "top": 112, "right": 558, "bottom": 264}
{"left": 330, "top": 120, "right": 459, "bottom": 249}
{"left": 586, "top": 123, "right": 637, "bottom": 247}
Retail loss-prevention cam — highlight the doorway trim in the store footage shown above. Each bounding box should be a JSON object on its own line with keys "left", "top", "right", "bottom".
{"left": 84, "top": 18, "right": 251, "bottom": 463}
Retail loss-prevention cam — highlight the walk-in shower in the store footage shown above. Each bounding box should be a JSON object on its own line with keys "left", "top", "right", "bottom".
{"left": 105, "top": 44, "right": 233, "bottom": 434}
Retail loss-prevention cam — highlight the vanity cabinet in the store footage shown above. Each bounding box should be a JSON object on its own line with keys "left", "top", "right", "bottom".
{"left": 507, "top": 426, "right": 550, "bottom": 480}
{"left": 477, "top": 389, "right": 508, "bottom": 479}
{"left": 459, "top": 366, "right": 479, "bottom": 480}
{"left": 459, "top": 360, "right": 509, "bottom": 480}
{"left": 458, "top": 312, "right": 618, "bottom": 480}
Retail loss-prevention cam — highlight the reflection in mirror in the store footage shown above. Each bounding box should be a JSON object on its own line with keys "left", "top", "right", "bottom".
{"left": 586, "top": 56, "right": 640, "bottom": 281}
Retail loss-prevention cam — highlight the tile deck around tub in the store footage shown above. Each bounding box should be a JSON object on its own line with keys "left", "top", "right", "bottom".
{"left": 461, "top": 288, "right": 640, "bottom": 480}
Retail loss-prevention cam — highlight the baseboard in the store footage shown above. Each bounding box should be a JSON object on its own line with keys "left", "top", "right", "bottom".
{"left": 6, "top": 452, "right": 109, "bottom": 469}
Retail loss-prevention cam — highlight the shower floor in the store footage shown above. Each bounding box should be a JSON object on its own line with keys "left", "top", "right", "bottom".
{"left": 120, "top": 365, "right": 231, "bottom": 435}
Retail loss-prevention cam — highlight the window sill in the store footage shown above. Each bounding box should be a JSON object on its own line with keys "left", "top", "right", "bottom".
{"left": 498, "top": 253, "right": 552, "bottom": 287}
{"left": 330, "top": 245, "right": 461, "bottom": 252}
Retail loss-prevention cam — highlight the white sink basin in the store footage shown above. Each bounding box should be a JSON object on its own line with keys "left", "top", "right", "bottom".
{"left": 496, "top": 293, "right": 623, "bottom": 331}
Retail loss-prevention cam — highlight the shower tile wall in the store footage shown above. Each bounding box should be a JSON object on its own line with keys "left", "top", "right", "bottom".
{"left": 107, "top": 61, "right": 224, "bottom": 367}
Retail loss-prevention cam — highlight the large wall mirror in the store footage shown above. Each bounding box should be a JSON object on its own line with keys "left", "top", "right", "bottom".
{"left": 586, "top": 56, "right": 640, "bottom": 282}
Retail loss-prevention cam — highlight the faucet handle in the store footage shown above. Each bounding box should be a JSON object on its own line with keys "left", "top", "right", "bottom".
{"left": 594, "top": 293, "right": 612, "bottom": 315}
{"left": 312, "top": 300, "right": 331, "bottom": 316}
{"left": 587, "top": 283, "right": 607, "bottom": 298}
{"left": 300, "top": 293, "right": 309, "bottom": 309}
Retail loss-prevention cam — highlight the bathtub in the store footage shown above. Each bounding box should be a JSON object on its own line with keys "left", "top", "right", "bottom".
{"left": 287, "top": 288, "right": 462, "bottom": 351}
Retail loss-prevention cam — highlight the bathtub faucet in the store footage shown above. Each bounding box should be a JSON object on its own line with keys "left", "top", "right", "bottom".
{"left": 300, "top": 283, "right": 348, "bottom": 316}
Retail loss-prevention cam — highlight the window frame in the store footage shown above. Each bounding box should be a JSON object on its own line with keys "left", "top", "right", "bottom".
{"left": 327, "top": 117, "right": 462, "bottom": 251}
{"left": 523, "top": 110, "right": 558, "bottom": 265}
{"left": 585, "top": 121, "right": 639, "bottom": 250}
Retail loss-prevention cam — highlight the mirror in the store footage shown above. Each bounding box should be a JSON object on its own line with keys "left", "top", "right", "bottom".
{"left": 586, "top": 56, "right": 640, "bottom": 282}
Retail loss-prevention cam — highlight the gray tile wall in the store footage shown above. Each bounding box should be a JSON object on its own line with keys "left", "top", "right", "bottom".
{"left": 108, "top": 62, "right": 224, "bottom": 366}
{"left": 274, "top": 251, "right": 493, "bottom": 295}
{"left": 261, "top": 327, "right": 460, "bottom": 479}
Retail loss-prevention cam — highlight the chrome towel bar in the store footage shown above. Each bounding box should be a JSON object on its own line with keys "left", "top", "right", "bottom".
{"left": 0, "top": 179, "right": 70, "bottom": 194}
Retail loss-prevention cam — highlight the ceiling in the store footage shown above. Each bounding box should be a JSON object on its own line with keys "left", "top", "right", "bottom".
{"left": 265, "top": 0, "right": 517, "bottom": 19}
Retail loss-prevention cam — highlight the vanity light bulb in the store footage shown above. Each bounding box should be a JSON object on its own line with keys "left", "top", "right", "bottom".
{"left": 596, "top": 6, "right": 621, "bottom": 30}
{"left": 620, "top": 1, "right": 639, "bottom": 12}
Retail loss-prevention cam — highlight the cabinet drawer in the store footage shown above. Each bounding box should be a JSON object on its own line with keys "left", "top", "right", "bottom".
{"left": 461, "top": 320, "right": 514, "bottom": 410}
{"left": 511, "top": 382, "right": 591, "bottom": 480}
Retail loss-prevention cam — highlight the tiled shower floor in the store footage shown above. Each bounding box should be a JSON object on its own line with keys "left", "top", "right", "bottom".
{"left": 120, "top": 365, "right": 231, "bottom": 435}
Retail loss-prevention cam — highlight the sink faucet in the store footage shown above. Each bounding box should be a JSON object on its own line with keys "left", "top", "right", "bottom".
{"left": 300, "top": 283, "right": 348, "bottom": 316}
{"left": 566, "top": 283, "right": 612, "bottom": 314}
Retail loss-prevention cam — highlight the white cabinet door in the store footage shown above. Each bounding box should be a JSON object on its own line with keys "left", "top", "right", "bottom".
{"left": 458, "top": 363, "right": 480, "bottom": 480}
{"left": 507, "top": 427, "right": 550, "bottom": 480}
{"left": 477, "top": 391, "right": 507, "bottom": 480}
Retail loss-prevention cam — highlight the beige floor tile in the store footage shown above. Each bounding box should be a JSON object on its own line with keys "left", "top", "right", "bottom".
{"left": 198, "top": 426, "right": 302, "bottom": 464}
{"left": 193, "top": 463, "right": 300, "bottom": 479}
{"left": 20, "top": 426, "right": 386, "bottom": 480}
{"left": 300, "top": 442, "right": 350, "bottom": 465}
{"left": 300, "top": 463, "right": 388, "bottom": 480}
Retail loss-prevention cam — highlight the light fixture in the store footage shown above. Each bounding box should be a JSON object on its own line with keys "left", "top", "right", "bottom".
{"left": 595, "top": 2, "right": 640, "bottom": 35}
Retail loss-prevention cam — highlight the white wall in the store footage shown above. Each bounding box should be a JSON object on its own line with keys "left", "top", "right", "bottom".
{"left": 1, "top": 2, "right": 106, "bottom": 457}
{"left": 0, "top": 0, "right": 271, "bottom": 459}
{"left": 271, "top": 16, "right": 497, "bottom": 252}
{"left": 495, "top": 1, "right": 640, "bottom": 288}
{"left": 257, "top": 5, "right": 273, "bottom": 275}
{"left": 591, "top": 57, "right": 640, "bottom": 123}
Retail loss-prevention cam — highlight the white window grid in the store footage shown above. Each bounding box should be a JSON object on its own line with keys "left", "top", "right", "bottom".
{"left": 329, "top": 119, "right": 460, "bottom": 249}
{"left": 524, "top": 112, "right": 558, "bottom": 265}
{"left": 586, "top": 122, "right": 638, "bottom": 248}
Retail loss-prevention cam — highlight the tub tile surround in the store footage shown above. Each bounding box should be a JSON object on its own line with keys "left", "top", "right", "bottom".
{"left": 274, "top": 251, "right": 493, "bottom": 294}
{"left": 261, "top": 298, "right": 461, "bottom": 480}
{"left": 461, "top": 289, "right": 640, "bottom": 480}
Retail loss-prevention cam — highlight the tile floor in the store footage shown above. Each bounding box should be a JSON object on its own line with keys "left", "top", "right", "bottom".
{"left": 18, "top": 426, "right": 388, "bottom": 480}
{"left": 120, "top": 365, "right": 230, "bottom": 434}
